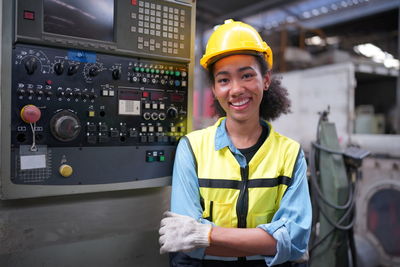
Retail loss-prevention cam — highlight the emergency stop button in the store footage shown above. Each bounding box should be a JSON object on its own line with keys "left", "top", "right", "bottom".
{"left": 20, "top": 104, "right": 41, "bottom": 123}
{"left": 59, "top": 164, "right": 73, "bottom": 177}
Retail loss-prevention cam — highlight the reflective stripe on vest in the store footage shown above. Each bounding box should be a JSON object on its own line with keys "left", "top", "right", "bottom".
{"left": 186, "top": 118, "right": 300, "bottom": 228}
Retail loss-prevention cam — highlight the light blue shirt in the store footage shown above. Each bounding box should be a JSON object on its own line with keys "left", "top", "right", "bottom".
{"left": 171, "top": 119, "right": 312, "bottom": 266}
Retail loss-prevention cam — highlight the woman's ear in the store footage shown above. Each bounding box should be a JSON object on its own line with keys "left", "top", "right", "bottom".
{"left": 211, "top": 84, "right": 216, "bottom": 95}
{"left": 263, "top": 72, "right": 272, "bottom": 91}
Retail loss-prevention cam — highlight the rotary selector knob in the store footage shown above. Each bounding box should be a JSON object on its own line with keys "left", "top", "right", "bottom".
{"left": 112, "top": 69, "right": 121, "bottom": 80}
{"left": 67, "top": 64, "right": 79, "bottom": 75}
{"left": 89, "top": 67, "right": 99, "bottom": 77}
{"left": 54, "top": 62, "right": 64, "bottom": 75}
{"left": 50, "top": 110, "right": 81, "bottom": 142}
{"left": 24, "top": 57, "right": 38, "bottom": 75}
{"left": 167, "top": 107, "right": 178, "bottom": 118}
{"left": 17, "top": 89, "right": 26, "bottom": 96}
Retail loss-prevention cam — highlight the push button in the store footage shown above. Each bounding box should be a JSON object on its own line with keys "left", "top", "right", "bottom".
{"left": 59, "top": 164, "right": 73, "bottom": 177}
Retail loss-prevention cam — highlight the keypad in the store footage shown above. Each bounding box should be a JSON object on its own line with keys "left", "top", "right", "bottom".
{"left": 130, "top": 0, "right": 189, "bottom": 56}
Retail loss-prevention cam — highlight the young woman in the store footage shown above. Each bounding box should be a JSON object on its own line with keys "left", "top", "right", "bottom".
{"left": 159, "top": 19, "right": 312, "bottom": 267}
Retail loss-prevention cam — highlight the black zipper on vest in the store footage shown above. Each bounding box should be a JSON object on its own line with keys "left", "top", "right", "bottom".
{"left": 236, "top": 165, "right": 249, "bottom": 228}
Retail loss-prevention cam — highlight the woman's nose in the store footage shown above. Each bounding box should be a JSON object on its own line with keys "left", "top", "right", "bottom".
{"left": 229, "top": 79, "right": 244, "bottom": 96}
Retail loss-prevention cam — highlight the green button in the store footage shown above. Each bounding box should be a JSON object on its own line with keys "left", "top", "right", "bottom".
{"left": 165, "top": 70, "right": 170, "bottom": 75}
{"left": 155, "top": 69, "right": 160, "bottom": 74}
{"left": 175, "top": 71, "right": 181, "bottom": 76}
{"left": 145, "top": 68, "right": 150, "bottom": 73}
{"left": 150, "top": 69, "right": 155, "bottom": 74}
{"left": 147, "top": 156, "right": 155, "bottom": 162}
{"left": 134, "top": 67, "right": 140, "bottom": 72}
{"left": 159, "top": 155, "right": 165, "bottom": 162}
{"left": 140, "top": 67, "right": 145, "bottom": 72}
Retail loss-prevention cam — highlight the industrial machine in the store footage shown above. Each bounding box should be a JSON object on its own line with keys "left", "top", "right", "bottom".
{"left": 274, "top": 63, "right": 400, "bottom": 267}
{"left": 0, "top": 0, "right": 195, "bottom": 199}
{"left": 308, "top": 108, "right": 370, "bottom": 267}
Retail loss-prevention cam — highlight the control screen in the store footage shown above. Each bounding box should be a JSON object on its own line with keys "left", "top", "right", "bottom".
{"left": 43, "top": 0, "right": 114, "bottom": 42}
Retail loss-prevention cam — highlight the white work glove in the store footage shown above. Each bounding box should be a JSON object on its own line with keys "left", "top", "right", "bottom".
{"left": 159, "top": 211, "right": 212, "bottom": 254}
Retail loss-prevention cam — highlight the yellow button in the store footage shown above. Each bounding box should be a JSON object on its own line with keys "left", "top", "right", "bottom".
{"left": 88, "top": 110, "right": 95, "bottom": 117}
{"left": 59, "top": 164, "right": 73, "bottom": 177}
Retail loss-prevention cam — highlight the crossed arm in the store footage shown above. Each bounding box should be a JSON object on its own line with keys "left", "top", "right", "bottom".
{"left": 206, "top": 227, "right": 277, "bottom": 257}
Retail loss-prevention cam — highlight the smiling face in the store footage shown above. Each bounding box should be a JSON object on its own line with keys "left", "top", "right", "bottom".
{"left": 212, "top": 54, "right": 271, "bottom": 124}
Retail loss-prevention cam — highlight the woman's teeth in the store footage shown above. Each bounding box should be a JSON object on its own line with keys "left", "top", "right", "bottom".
{"left": 231, "top": 98, "right": 249, "bottom": 106}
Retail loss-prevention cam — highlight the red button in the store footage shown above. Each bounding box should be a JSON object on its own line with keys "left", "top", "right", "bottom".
{"left": 143, "top": 92, "right": 149, "bottom": 98}
{"left": 131, "top": 0, "right": 137, "bottom": 5}
{"left": 23, "top": 11, "right": 35, "bottom": 20}
{"left": 46, "top": 80, "right": 53, "bottom": 85}
{"left": 20, "top": 105, "right": 41, "bottom": 123}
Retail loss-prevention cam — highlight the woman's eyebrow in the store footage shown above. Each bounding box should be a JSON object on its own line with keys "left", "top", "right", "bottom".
{"left": 215, "top": 70, "right": 229, "bottom": 77}
{"left": 238, "top": 66, "right": 254, "bottom": 72}
{"left": 215, "top": 66, "right": 254, "bottom": 77}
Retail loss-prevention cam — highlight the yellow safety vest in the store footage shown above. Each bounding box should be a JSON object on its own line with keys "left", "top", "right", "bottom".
{"left": 185, "top": 118, "right": 300, "bottom": 228}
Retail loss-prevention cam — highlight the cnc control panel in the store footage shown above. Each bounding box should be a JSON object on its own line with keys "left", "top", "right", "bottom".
{"left": 0, "top": 0, "right": 195, "bottom": 199}
{"left": 11, "top": 43, "right": 188, "bottom": 186}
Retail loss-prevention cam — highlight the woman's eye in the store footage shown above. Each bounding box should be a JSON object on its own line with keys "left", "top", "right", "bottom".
{"left": 243, "top": 73, "right": 254, "bottom": 79}
{"left": 217, "top": 78, "right": 229, "bottom": 84}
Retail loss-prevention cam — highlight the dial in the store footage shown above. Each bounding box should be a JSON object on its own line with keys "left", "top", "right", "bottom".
{"left": 67, "top": 64, "right": 79, "bottom": 75}
{"left": 16, "top": 48, "right": 51, "bottom": 75}
{"left": 24, "top": 57, "right": 38, "bottom": 75}
{"left": 50, "top": 110, "right": 81, "bottom": 142}
{"left": 54, "top": 62, "right": 64, "bottom": 75}
{"left": 83, "top": 62, "right": 105, "bottom": 83}
{"left": 112, "top": 68, "right": 121, "bottom": 80}
{"left": 167, "top": 107, "right": 178, "bottom": 118}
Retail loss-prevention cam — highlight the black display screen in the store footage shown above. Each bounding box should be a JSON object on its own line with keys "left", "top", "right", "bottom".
{"left": 43, "top": 0, "right": 114, "bottom": 42}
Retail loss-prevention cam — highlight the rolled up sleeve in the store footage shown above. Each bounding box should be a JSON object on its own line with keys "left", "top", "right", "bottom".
{"left": 257, "top": 150, "right": 312, "bottom": 266}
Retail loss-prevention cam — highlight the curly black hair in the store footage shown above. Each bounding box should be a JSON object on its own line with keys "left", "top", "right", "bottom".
{"left": 207, "top": 54, "right": 291, "bottom": 121}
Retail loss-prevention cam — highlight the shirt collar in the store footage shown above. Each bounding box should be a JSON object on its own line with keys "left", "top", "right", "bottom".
{"left": 214, "top": 118, "right": 270, "bottom": 151}
{"left": 214, "top": 118, "right": 234, "bottom": 151}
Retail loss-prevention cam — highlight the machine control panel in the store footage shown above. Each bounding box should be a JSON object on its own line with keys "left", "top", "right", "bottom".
{"left": 11, "top": 43, "right": 188, "bottom": 186}
{"left": 1, "top": 0, "right": 195, "bottom": 199}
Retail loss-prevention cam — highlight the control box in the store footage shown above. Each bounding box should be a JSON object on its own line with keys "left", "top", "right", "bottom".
{"left": 0, "top": 0, "right": 196, "bottom": 199}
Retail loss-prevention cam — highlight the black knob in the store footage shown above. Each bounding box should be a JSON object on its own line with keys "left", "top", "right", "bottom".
{"left": 65, "top": 89, "right": 73, "bottom": 98}
{"left": 45, "top": 90, "right": 53, "bottom": 97}
{"left": 25, "top": 58, "right": 38, "bottom": 75}
{"left": 17, "top": 89, "right": 26, "bottom": 96}
{"left": 54, "top": 62, "right": 64, "bottom": 75}
{"left": 27, "top": 89, "right": 35, "bottom": 96}
{"left": 112, "top": 69, "right": 121, "bottom": 80}
{"left": 167, "top": 107, "right": 178, "bottom": 118}
{"left": 67, "top": 64, "right": 79, "bottom": 75}
{"left": 56, "top": 90, "right": 64, "bottom": 97}
{"left": 36, "top": 90, "right": 44, "bottom": 97}
{"left": 89, "top": 67, "right": 99, "bottom": 77}
{"left": 50, "top": 110, "right": 81, "bottom": 142}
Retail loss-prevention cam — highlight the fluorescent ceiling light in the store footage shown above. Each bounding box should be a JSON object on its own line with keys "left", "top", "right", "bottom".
{"left": 354, "top": 43, "right": 399, "bottom": 69}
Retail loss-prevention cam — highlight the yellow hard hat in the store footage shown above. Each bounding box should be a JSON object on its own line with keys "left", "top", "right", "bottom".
{"left": 200, "top": 19, "right": 273, "bottom": 69}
